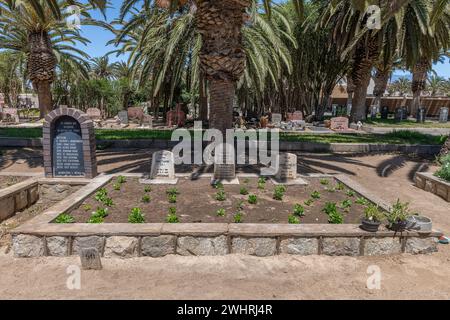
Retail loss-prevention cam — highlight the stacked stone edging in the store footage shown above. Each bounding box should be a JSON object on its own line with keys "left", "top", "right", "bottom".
{"left": 0, "top": 178, "right": 39, "bottom": 222}
{"left": 415, "top": 172, "right": 450, "bottom": 202}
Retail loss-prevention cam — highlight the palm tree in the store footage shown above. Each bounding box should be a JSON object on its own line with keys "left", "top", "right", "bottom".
{"left": 119, "top": 0, "right": 303, "bottom": 133}
{"left": 427, "top": 75, "right": 446, "bottom": 96}
{"left": 90, "top": 56, "right": 115, "bottom": 80}
{"left": 389, "top": 76, "right": 412, "bottom": 96}
{"left": 0, "top": 0, "right": 104, "bottom": 118}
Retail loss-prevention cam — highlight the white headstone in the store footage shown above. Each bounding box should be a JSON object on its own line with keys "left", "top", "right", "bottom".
{"left": 118, "top": 110, "right": 128, "bottom": 125}
{"left": 151, "top": 150, "right": 175, "bottom": 180}
{"left": 272, "top": 113, "right": 282, "bottom": 127}
{"left": 275, "top": 153, "right": 297, "bottom": 181}
{"left": 439, "top": 107, "right": 448, "bottom": 123}
{"left": 213, "top": 143, "right": 237, "bottom": 183}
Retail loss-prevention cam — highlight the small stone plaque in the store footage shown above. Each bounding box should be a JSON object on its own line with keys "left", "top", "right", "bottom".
{"left": 118, "top": 110, "right": 128, "bottom": 124}
{"left": 272, "top": 113, "right": 282, "bottom": 126}
{"left": 330, "top": 117, "right": 349, "bottom": 131}
{"left": 80, "top": 247, "right": 102, "bottom": 270}
{"left": 52, "top": 116, "right": 84, "bottom": 177}
{"left": 439, "top": 107, "right": 448, "bottom": 123}
{"left": 213, "top": 144, "right": 237, "bottom": 183}
{"left": 276, "top": 153, "right": 297, "bottom": 180}
{"left": 151, "top": 150, "right": 175, "bottom": 179}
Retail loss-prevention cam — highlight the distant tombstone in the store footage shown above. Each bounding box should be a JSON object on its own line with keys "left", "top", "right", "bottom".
{"left": 370, "top": 105, "right": 377, "bottom": 119}
{"left": 1, "top": 107, "right": 19, "bottom": 122}
{"left": 118, "top": 110, "right": 128, "bottom": 124}
{"left": 381, "top": 106, "right": 389, "bottom": 119}
{"left": 43, "top": 107, "right": 97, "bottom": 178}
{"left": 416, "top": 107, "right": 426, "bottom": 123}
{"left": 80, "top": 247, "right": 102, "bottom": 270}
{"left": 127, "top": 107, "right": 144, "bottom": 122}
{"left": 166, "top": 106, "right": 186, "bottom": 127}
{"left": 332, "top": 105, "right": 338, "bottom": 117}
{"left": 275, "top": 153, "right": 297, "bottom": 181}
{"left": 272, "top": 113, "right": 282, "bottom": 126}
{"left": 213, "top": 143, "right": 236, "bottom": 182}
{"left": 439, "top": 108, "right": 448, "bottom": 123}
{"left": 394, "top": 108, "right": 403, "bottom": 122}
{"left": 346, "top": 104, "right": 352, "bottom": 117}
{"left": 86, "top": 108, "right": 102, "bottom": 121}
{"left": 330, "top": 117, "right": 349, "bottom": 131}
{"left": 401, "top": 106, "right": 408, "bottom": 120}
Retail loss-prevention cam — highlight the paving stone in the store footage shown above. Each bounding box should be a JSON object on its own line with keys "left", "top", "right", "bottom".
{"left": 364, "top": 237, "right": 402, "bottom": 256}
{"left": 405, "top": 237, "right": 438, "bottom": 254}
{"left": 104, "top": 236, "right": 138, "bottom": 258}
{"left": 322, "top": 237, "right": 360, "bottom": 256}
{"left": 177, "top": 236, "right": 228, "bottom": 256}
{"left": 12, "top": 234, "right": 45, "bottom": 257}
{"left": 72, "top": 236, "right": 104, "bottom": 255}
{"left": 231, "top": 237, "right": 277, "bottom": 257}
{"left": 141, "top": 235, "right": 176, "bottom": 257}
{"left": 46, "top": 236, "right": 69, "bottom": 257}
{"left": 280, "top": 238, "right": 318, "bottom": 255}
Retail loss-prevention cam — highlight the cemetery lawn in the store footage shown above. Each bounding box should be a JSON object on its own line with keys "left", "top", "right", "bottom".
{"left": 67, "top": 177, "right": 370, "bottom": 224}
{"left": 0, "top": 127, "right": 444, "bottom": 145}
{"left": 0, "top": 176, "right": 28, "bottom": 189}
{"left": 364, "top": 118, "right": 450, "bottom": 128}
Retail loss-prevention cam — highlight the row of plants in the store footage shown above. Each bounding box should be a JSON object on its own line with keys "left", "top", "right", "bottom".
{"left": 435, "top": 153, "right": 450, "bottom": 182}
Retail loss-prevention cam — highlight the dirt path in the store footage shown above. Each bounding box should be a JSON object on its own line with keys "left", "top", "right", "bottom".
{"left": 0, "top": 150, "right": 449, "bottom": 299}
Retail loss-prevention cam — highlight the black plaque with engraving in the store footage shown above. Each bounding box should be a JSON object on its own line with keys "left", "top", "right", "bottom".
{"left": 52, "top": 116, "right": 85, "bottom": 176}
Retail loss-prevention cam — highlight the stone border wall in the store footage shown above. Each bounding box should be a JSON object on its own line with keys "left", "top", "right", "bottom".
{"left": 10, "top": 174, "right": 442, "bottom": 258}
{"left": 43, "top": 107, "right": 97, "bottom": 179}
{"left": 415, "top": 172, "right": 450, "bottom": 202}
{"left": 0, "top": 178, "right": 39, "bottom": 222}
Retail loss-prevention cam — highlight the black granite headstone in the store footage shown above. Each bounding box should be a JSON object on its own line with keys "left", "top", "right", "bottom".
{"left": 416, "top": 107, "right": 426, "bottom": 123}
{"left": 52, "top": 115, "right": 85, "bottom": 176}
{"left": 380, "top": 106, "right": 389, "bottom": 119}
{"left": 394, "top": 108, "right": 403, "bottom": 122}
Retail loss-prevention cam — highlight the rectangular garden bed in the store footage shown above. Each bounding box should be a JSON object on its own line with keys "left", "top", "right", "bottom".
{"left": 10, "top": 173, "right": 441, "bottom": 258}
{"left": 415, "top": 172, "right": 450, "bottom": 202}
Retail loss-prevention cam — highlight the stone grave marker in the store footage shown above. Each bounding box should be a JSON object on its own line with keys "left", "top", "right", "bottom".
{"left": 416, "top": 107, "right": 426, "bottom": 123}
{"left": 118, "top": 110, "right": 129, "bottom": 125}
{"left": 272, "top": 113, "right": 282, "bottom": 127}
{"left": 80, "top": 247, "right": 102, "bottom": 270}
{"left": 381, "top": 106, "right": 389, "bottom": 119}
{"left": 272, "top": 153, "right": 307, "bottom": 185}
{"left": 127, "top": 107, "right": 144, "bottom": 123}
{"left": 213, "top": 143, "right": 238, "bottom": 184}
{"left": 330, "top": 117, "right": 349, "bottom": 131}
{"left": 1, "top": 107, "right": 19, "bottom": 122}
{"left": 439, "top": 107, "right": 448, "bottom": 123}
{"left": 86, "top": 108, "right": 102, "bottom": 121}
{"left": 394, "top": 108, "right": 403, "bottom": 122}
{"left": 141, "top": 150, "right": 178, "bottom": 184}
{"left": 332, "top": 105, "right": 338, "bottom": 117}
{"left": 292, "top": 111, "right": 303, "bottom": 120}
{"left": 43, "top": 107, "right": 97, "bottom": 178}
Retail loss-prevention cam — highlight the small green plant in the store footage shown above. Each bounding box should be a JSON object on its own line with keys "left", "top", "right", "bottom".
{"left": 385, "top": 199, "right": 411, "bottom": 227}
{"left": 102, "top": 197, "right": 114, "bottom": 207}
{"left": 113, "top": 183, "right": 121, "bottom": 191}
{"left": 311, "top": 191, "right": 321, "bottom": 199}
{"left": 288, "top": 214, "right": 300, "bottom": 224}
{"left": 326, "top": 187, "right": 336, "bottom": 193}
{"left": 340, "top": 199, "right": 352, "bottom": 209}
{"left": 55, "top": 213, "right": 75, "bottom": 224}
{"left": 346, "top": 190, "right": 355, "bottom": 197}
{"left": 144, "top": 186, "right": 152, "bottom": 193}
{"left": 88, "top": 215, "right": 104, "bottom": 223}
{"left": 435, "top": 154, "right": 450, "bottom": 182}
{"left": 293, "top": 204, "right": 305, "bottom": 217}
{"left": 94, "top": 188, "right": 108, "bottom": 202}
{"left": 82, "top": 204, "right": 92, "bottom": 212}
{"left": 166, "top": 188, "right": 179, "bottom": 196}
{"left": 236, "top": 200, "right": 245, "bottom": 210}
{"left": 304, "top": 199, "right": 314, "bottom": 206}
{"left": 233, "top": 212, "right": 243, "bottom": 223}
{"left": 213, "top": 181, "right": 224, "bottom": 189}
{"left": 215, "top": 189, "right": 226, "bottom": 201}
{"left": 258, "top": 177, "right": 266, "bottom": 184}
{"left": 166, "top": 207, "right": 179, "bottom": 223}
{"left": 117, "top": 175, "right": 127, "bottom": 184}
{"left": 322, "top": 202, "right": 344, "bottom": 224}
{"left": 320, "top": 179, "right": 329, "bottom": 185}
{"left": 257, "top": 177, "right": 266, "bottom": 189}
{"left": 336, "top": 182, "right": 346, "bottom": 191}
{"left": 93, "top": 207, "right": 108, "bottom": 218}
{"left": 168, "top": 194, "right": 177, "bottom": 203}
{"left": 273, "top": 185, "right": 286, "bottom": 200}
{"left": 355, "top": 197, "right": 369, "bottom": 205}
{"left": 364, "top": 204, "right": 384, "bottom": 222}
{"left": 142, "top": 194, "right": 151, "bottom": 203}
{"left": 240, "top": 187, "right": 249, "bottom": 195}
{"left": 248, "top": 194, "right": 258, "bottom": 204}
{"left": 128, "top": 207, "right": 145, "bottom": 223}
{"left": 216, "top": 208, "right": 226, "bottom": 217}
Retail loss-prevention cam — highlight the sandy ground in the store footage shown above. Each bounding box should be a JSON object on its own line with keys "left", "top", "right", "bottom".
{"left": 0, "top": 149, "right": 449, "bottom": 299}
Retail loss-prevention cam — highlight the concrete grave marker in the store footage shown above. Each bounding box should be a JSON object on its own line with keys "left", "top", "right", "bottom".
{"left": 1, "top": 107, "right": 19, "bottom": 122}
{"left": 292, "top": 111, "right": 303, "bottom": 120}
{"left": 86, "top": 108, "right": 102, "bottom": 121}
{"left": 43, "top": 107, "right": 97, "bottom": 178}
{"left": 439, "top": 107, "right": 448, "bottom": 123}
{"left": 118, "top": 110, "right": 129, "bottom": 125}
{"left": 213, "top": 143, "right": 238, "bottom": 184}
{"left": 272, "top": 113, "right": 282, "bottom": 127}
{"left": 272, "top": 153, "right": 308, "bottom": 185}
{"left": 80, "top": 247, "right": 102, "bottom": 270}
{"left": 141, "top": 150, "right": 178, "bottom": 184}
{"left": 330, "top": 117, "right": 349, "bottom": 131}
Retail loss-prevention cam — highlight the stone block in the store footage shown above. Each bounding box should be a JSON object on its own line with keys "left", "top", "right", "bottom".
{"left": 141, "top": 235, "right": 176, "bottom": 257}
{"left": 0, "top": 196, "right": 15, "bottom": 221}
{"left": 322, "top": 237, "right": 360, "bottom": 256}
{"left": 414, "top": 175, "right": 425, "bottom": 189}
{"left": 47, "top": 236, "right": 69, "bottom": 257}
{"left": 14, "top": 190, "right": 28, "bottom": 211}
{"left": 104, "top": 236, "right": 138, "bottom": 258}
{"left": 12, "top": 234, "right": 45, "bottom": 257}
{"left": 72, "top": 236, "right": 104, "bottom": 255}
{"left": 279, "top": 238, "right": 318, "bottom": 255}
{"left": 177, "top": 236, "right": 228, "bottom": 256}
{"left": 405, "top": 237, "right": 438, "bottom": 254}
{"left": 364, "top": 237, "right": 402, "bottom": 256}
{"left": 28, "top": 186, "right": 39, "bottom": 205}
{"left": 231, "top": 237, "right": 277, "bottom": 257}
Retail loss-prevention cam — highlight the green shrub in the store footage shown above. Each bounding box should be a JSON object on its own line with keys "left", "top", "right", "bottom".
{"left": 346, "top": 190, "right": 355, "bottom": 197}
{"left": 215, "top": 189, "right": 226, "bottom": 201}
{"left": 336, "top": 182, "right": 345, "bottom": 191}
{"left": 288, "top": 214, "right": 300, "bottom": 224}
{"left": 95, "top": 188, "right": 108, "bottom": 202}
{"left": 273, "top": 185, "right": 286, "bottom": 200}
{"left": 311, "top": 191, "right": 321, "bottom": 199}
{"left": 248, "top": 194, "right": 258, "bottom": 204}
{"left": 166, "top": 188, "right": 179, "bottom": 196}
{"left": 88, "top": 215, "right": 104, "bottom": 223}
{"left": 93, "top": 207, "right": 108, "bottom": 218}
{"left": 385, "top": 199, "right": 411, "bottom": 227}
{"left": 293, "top": 204, "right": 305, "bottom": 217}
{"left": 304, "top": 199, "right": 314, "bottom": 206}
{"left": 144, "top": 186, "right": 152, "bottom": 193}
{"left": 240, "top": 187, "right": 249, "bottom": 195}
{"left": 435, "top": 154, "right": 450, "bottom": 182}
{"left": 216, "top": 208, "right": 226, "bottom": 217}
{"left": 364, "top": 204, "right": 384, "bottom": 222}
{"left": 166, "top": 207, "right": 179, "bottom": 223}
{"left": 213, "top": 182, "right": 224, "bottom": 189}
{"left": 326, "top": 187, "right": 336, "bottom": 193}
{"left": 113, "top": 183, "right": 121, "bottom": 191}
{"left": 168, "top": 194, "right": 177, "bottom": 203}
{"left": 340, "top": 199, "right": 352, "bottom": 209}
{"left": 117, "top": 175, "right": 127, "bottom": 184}
{"left": 236, "top": 200, "right": 245, "bottom": 210}
{"left": 320, "top": 179, "right": 329, "bottom": 185}
{"left": 355, "top": 197, "right": 369, "bottom": 205}
{"left": 142, "top": 194, "right": 151, "bottom": 203}
{"left": 233, "top": 212, "right": 243, "bottom": 223}
{"left": 128, "top": 207, "right": 145, "bottom": 223}
{"left": 322, "top": 202, "right": 344, "bottom": 224}
{"left": 257, "top": 177, "right": 266, "bottom": 189}
{"left": 102, "top": 197, "right": 114, "bottom": 207}
{"left": 82, "top": 204, "right": 92, "bottom": 212}
{"left": 55, "top": 213, "right": 75, "bottom": 224}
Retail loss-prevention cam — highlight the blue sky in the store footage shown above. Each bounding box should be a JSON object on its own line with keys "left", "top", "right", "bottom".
{"left": 80, "top": 0, "right": 449, "bottom": 79}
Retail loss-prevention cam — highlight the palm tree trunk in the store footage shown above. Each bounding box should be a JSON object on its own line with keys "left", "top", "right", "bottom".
{"left": 411, "top": 57, "right": 430, "bottom": 116}
{"left": 199, "top": 72, "right": 208, "bottom": 123}
{"left": 352, "top": 71, "right": 372, "bottom": 122}
{"left": 209, "top": 79, "right": 234, "bottom": 134}
{"left": 36, "top": 81, "right": 53, "bottom": 118}
{"left": 373, "top": 67, "right": 390, "bottom": 110}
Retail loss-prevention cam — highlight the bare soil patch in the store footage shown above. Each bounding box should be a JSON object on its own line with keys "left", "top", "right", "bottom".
{"left": 69, "top": 177, "right": 369, "bottom": 224}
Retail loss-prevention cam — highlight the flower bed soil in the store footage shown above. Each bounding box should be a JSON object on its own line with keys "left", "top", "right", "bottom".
{"left": 68, "top": 177, "right": 370, "bottom": 224}
{"left": 0, "top": 176, "right": 29, "bottom": 189}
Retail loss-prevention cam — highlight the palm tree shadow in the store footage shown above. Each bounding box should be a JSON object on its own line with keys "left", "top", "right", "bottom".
{"left": 376, "top": 155, "right": 408, "bottom": 177}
